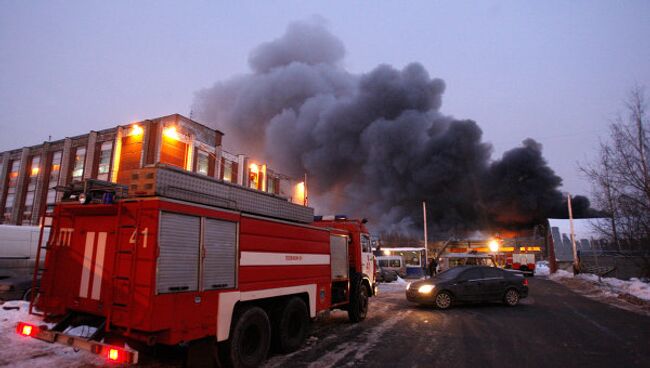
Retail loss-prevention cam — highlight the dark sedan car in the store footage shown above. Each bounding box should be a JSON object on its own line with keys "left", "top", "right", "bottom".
{"left": 406, "top": 265, "right": 528, "bottom": 309}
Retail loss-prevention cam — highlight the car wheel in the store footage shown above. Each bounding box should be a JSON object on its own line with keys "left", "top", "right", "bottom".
{"left": 434, "top": 291, "right": 452, "bottom": 310}
{"left": 504, "top": 289, "right": 520, "bottom": 307}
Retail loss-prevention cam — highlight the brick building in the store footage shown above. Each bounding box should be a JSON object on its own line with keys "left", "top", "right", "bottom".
{"left": 0, "top": 114, "right": 305, "bottom": 225}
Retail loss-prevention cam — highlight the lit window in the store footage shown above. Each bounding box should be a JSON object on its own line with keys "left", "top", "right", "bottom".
{"left": 249, "top": 163, "right": 259, "bottom": 189}
{"left": 23, "top": 156, "right": 41, "bottom": 222}
{"left": 97, "top": 141, "right": 113, "bottom": 181}
{"left": 72, "top": 147, "right": 86, "bottom": 181}
{"left": 223, "top": 161, "right": 232, "bottom": 182}
{"left": 46, "top": 151, "right": 62, "bottom": 209}
{"left": 4, "top": 160, "right": 20, "bottom": 220}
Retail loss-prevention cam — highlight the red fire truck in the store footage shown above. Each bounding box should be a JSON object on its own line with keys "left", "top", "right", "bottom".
{"left": 16, "top": 168, "right": 376, "bottom": 367}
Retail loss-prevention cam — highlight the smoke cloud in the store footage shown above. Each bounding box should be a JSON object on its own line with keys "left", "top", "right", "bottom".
{"left": 193, "top": 19, "right": 594, "bottom": 234}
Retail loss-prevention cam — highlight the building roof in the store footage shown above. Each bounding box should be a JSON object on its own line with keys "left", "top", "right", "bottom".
{"left": 0, "top": 113, "right": 222, "bottom": 155}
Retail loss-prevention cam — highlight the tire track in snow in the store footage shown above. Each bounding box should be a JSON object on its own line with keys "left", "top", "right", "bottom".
{"left": 305, "top": 309, "right": 412, "bottom": 368}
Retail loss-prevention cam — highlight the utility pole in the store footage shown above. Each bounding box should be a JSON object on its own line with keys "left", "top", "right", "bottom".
{"left": 423, "top": 201, "right": 428, "bottom": 270}
{"left": 568, "top": 194, "right": 579, "bottom": 274}
{"left": 303, "top": 173, "right": 308, "bottom": 206}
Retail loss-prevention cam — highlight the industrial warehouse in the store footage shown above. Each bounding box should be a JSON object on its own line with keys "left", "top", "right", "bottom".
{"left": 0, "top": 113, "right": 307, "bottom": 226}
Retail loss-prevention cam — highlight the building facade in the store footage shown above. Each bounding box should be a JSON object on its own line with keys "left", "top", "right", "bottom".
{"left": 0, "top": 114, "right": 305, "bottom": 226}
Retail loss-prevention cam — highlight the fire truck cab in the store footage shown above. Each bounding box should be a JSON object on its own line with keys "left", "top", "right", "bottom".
{"left": 17, "top": 173, "right": 376, "bottom": 367}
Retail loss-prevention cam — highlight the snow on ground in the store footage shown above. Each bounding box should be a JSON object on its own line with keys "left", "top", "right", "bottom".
{"left": 0, "top": 301, "right": 105, "bottom": 367}
{"left": 378, "top": 276, "right": 413, "bottom": 293}
{"left": 534, "top": 263, "right": 550, "bottom": 277}
{"left": 549, "top": 270, "right": 650, "bottom": 301}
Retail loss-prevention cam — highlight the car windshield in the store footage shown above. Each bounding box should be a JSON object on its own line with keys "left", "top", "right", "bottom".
{"left": 433, "top": 267, "right": 465, "bottom": 281}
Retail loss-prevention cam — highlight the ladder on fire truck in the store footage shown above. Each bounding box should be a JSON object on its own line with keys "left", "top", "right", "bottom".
{"left": 28, "top": 212, "right": 55, "bottom": 316}
{"left": 105, "top": 199, "right": 152, "bottom": 334}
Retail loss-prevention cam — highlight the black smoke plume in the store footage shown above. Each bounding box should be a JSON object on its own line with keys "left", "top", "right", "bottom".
{"left": 193, "top": 19, "right": 595, "bottom": 234}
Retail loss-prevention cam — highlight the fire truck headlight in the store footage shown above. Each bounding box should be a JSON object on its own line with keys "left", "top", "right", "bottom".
{"left": 418, "top": 284, "right": 435, "bottom": 294}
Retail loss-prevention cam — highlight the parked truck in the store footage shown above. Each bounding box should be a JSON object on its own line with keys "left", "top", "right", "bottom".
{"left": 16, "top": 166, "right": 376, "bottom": 367}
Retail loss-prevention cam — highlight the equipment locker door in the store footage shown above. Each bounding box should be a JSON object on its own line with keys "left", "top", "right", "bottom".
{"left": 157, "top": 212, "right": 200, "bottom": 293}
{"left": 202, "top": 218, "right": 237, "bottom": 290}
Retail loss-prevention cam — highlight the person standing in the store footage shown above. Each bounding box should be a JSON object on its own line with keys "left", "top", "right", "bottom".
{"left": 428, "top": 258, "right": 438, "bottom": 278}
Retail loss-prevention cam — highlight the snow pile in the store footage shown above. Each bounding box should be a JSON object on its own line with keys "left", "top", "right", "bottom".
{"left": 548, "top": 269, "right": 574, "bottom": 280}
{"left": 549, "top": 271, "right": 650, "bottom": 302}
{"left": 377, "top": 276, "right": 410, "bottom": 293}
{"left": 534, "top": 263, "right": 550, "bottom": 276}
{"left": 0, "top": 301, "right": 105, "bottom": 367}
{"left": 396, "top": 276, "right": 409, "bottom": 285}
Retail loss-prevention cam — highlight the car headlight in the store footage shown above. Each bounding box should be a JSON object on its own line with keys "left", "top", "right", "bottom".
{"left": 406, "top": 283, "right": 411, "bottom": 290}
{"left": 418, "top": 284, "right": 435, "bottom": 294}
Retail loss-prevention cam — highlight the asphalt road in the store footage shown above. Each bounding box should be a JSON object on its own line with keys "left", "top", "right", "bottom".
{"left": 263, "top": 278, "right": 650, "bottom": 368}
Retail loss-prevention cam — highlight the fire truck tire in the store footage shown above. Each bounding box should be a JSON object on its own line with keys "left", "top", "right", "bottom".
{"left": 504, "top": 288, "right": 520, "bottom": 307}
{"left": 274, "top": 297, "right": 310, "bottom": 353}
{"left": 348, "top": 279, "right": 369, "bottom": 323}
{"left": 224, "top": 305, "right": 271, "bottom": 368}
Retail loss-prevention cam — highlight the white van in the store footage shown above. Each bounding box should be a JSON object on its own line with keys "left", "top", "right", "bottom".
{"left": 376, "top": 255, "right": 407, "bottom": 278}
{"left": 0, "top": 225, "right": 50, "bottom": 275}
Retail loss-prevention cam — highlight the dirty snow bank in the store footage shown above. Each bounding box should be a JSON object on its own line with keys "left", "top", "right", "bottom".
{"left": 378, "top": 276, "right": 413, "bottom": 293}
{"left": 0, "top": 301, "right": 105, "bottom": 367}
{"left": 534, "top": 263, "right": 550, "bottom": 276}
{"left": 550, "top": 270, "right": 650, "bottom": 301}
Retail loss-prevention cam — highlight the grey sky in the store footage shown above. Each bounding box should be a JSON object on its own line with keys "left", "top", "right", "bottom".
{"left": 1, "top": 1, "right": 648, "bottom": 196}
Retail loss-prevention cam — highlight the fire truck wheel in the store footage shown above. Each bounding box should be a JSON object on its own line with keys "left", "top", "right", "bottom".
{"left": 504, "top": 288, "right": 520, "bottom": 307}
{"left": 274, "top": 297, "right": 310, "bottom": 353}
{"left": 348, "top": 280, "right": 369, "bottom": 323}
{"left": 226, "top": 306, "right": 271, "bottom": 368}
{"left": 434, "top": 291, "right": 453, "bottom": 310}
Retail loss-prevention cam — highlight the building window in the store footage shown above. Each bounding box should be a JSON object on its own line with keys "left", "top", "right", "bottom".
{"left": 160, "top": 126, "right": 189, "bottom": 169}
{"left": 4, "top": 160, "right": 20, "bottom": 222}
{"left": 267, "top": 176, "right": 275, "bottom": 194}
{"left": 97, "top": 141, "right": 113, "bottom": 181}
{"left": 196, "top": 150, "right": 209, "bottom": 176}
{"left": 248, "top": 164, "right": 260, "bottom": 190}
{"left": 23, "top": 156, "right": 41, "bottom": 221}
{"left": 71, "top": 147, "right": 86, "bottom": 181}
{"left": 46, "top": 151, "right": 62, "bottom": 212}
{"left": 222, "top": 160, "right": 233, "bottom": 182}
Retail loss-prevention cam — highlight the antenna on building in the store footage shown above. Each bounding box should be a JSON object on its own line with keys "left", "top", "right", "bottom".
{"left": 189, "top": 109, "right": 194, "bottom": 120}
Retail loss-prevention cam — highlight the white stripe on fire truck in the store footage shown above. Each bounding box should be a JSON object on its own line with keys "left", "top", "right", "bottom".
{"left": 239, "top": 252, "right": 330, "bottom": 266}
{"left": 79, "top": 232, "right": 95, "bottom": 299}
{"left": 90, "top": 232, "right": 107, "bottom": 300}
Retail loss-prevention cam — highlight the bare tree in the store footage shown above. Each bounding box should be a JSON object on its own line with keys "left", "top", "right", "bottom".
{"left": 581, "top": 85, "right": 650, "bottom": 250}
